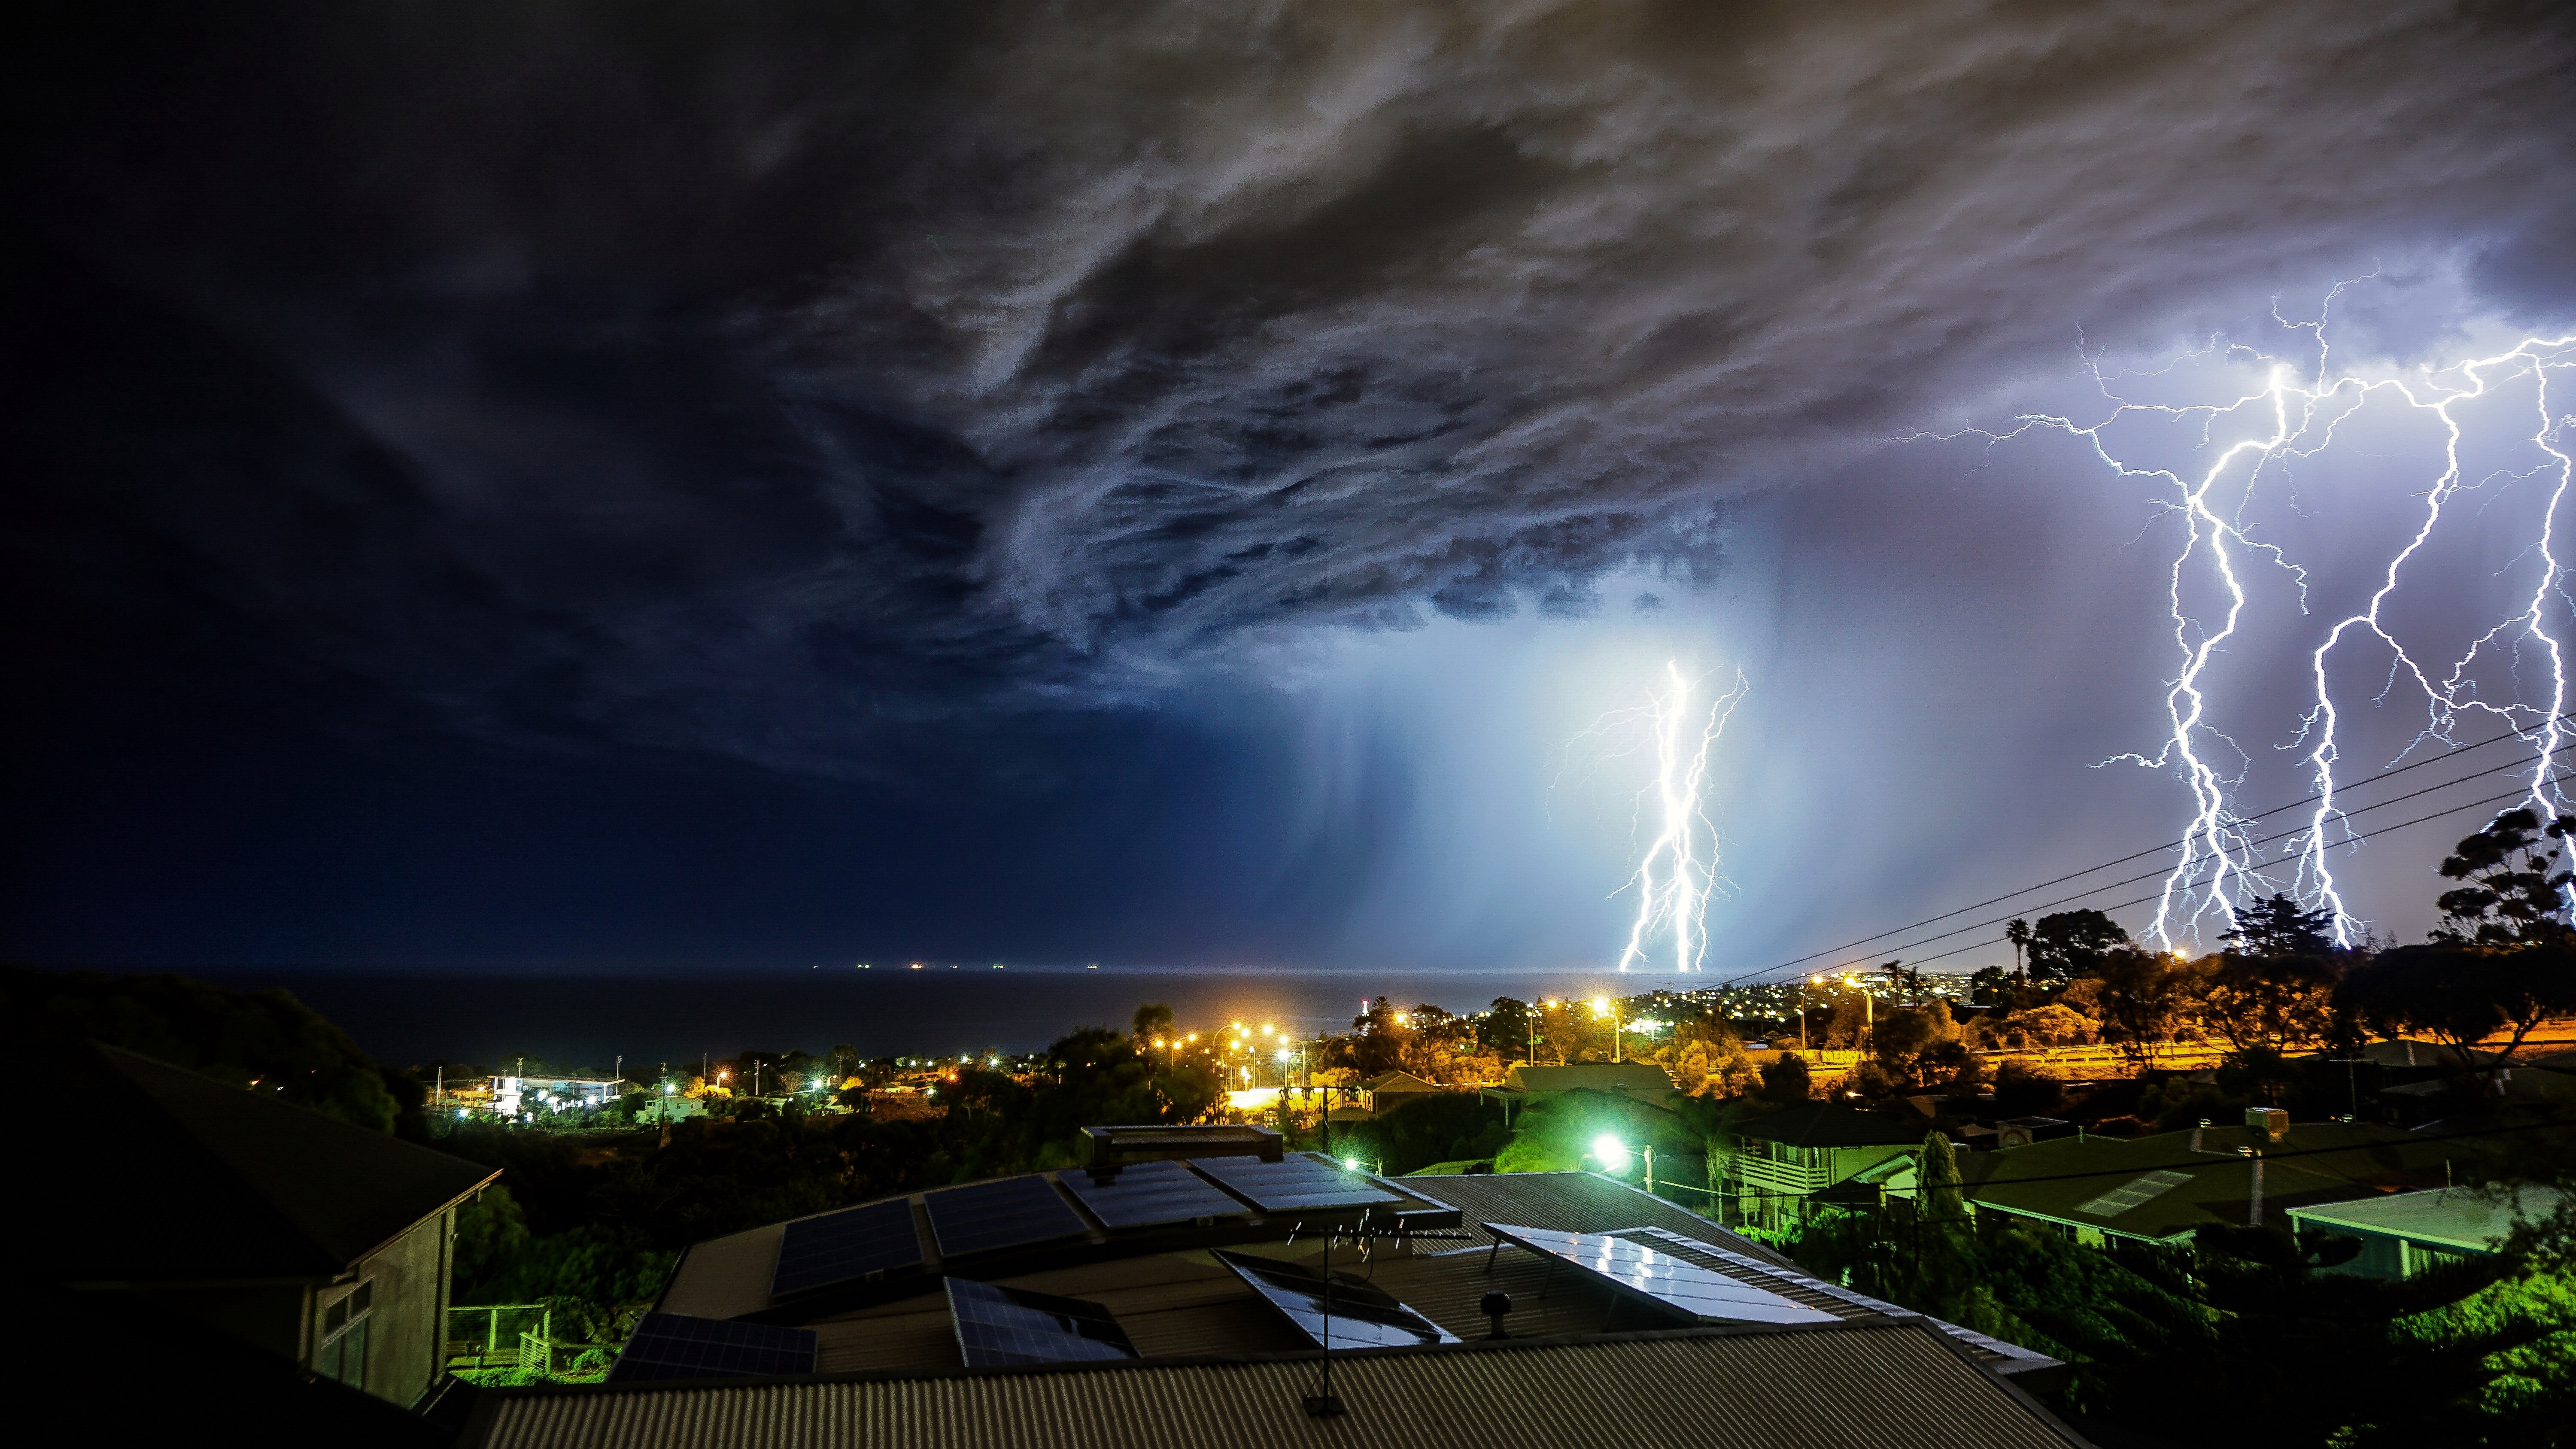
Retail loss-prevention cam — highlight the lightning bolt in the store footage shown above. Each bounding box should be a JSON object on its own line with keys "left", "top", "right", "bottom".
{"left": 1567, "top": 661, "right": 1748, "bottom": 972}
{"left": 1937, "top": 288, "right": 2576, "bottom": 948}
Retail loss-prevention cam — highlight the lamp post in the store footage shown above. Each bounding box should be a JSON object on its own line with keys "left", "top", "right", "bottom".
{"left": 1842, "top": 974, "right": 1874, "bottom": 1046}
{"left": 1592, "top": 997, "right": 1622, "bottom": 1063}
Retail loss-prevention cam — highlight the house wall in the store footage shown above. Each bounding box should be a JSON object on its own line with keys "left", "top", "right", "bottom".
{"left": 307, "top": 1206, "right": 454, "bottom": 1408}
{"left": 1720, "top": 1140, "right": 1916, "bottom": 1231}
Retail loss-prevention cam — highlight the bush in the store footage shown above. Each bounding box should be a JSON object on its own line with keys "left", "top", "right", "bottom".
{"left": 1991, "top": 1059, "right": 2065, "bottom": 1117}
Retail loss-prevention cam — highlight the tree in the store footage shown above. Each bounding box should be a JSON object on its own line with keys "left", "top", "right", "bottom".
{"left": 2339, "top": 944, "right": 2576, "bottom": 1085}
{"left": 1131, "top": 1003, "right": 1176, "bottom": 1043}
{"left": 1877, "top": 959, "right": 1927, "bottom": 1005}
{"left": 1478, "top": 997, "right": 1534, "bottom": 1059}
{"left": 2006, "top": 917, "right": 2032, "bottom": 982}
{"left": 2091, "top": 948, "right": 2193, "bottom": 1066}
{"left": 2334, "top": 808, "right": 2576, "bottom": 1084}
{"left": 2025, "top": 909, "right": 2130, "bottom": 984}
{"left": 2430, "top": 809, "right": 2576, "bottom": 947}
{"left": 1759, "top": 1054, "right": 1812, "bottom": 1104}
{"left": 2201, "top": 951, "right": 2341, "bottom": 1058}
{"left": 1868, "top": 1005, "right": 1965, "bottom": 1091}
{"left": 1989, "top": 1059, "right": 2064, "bottom": 1116}
{"left": 1349, "top": 997, "right": 1416, "bottom": 1076}
{"left": 2222, "top": 894, "right": 2340, "bottom": 957}
{"left": 1917, "top": 1131, "right": 1965, "bottom": 1222}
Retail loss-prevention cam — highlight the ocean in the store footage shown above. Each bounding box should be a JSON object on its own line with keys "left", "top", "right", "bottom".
{"left": 208, "top": 966, "right": 1668, "bottom": 1072}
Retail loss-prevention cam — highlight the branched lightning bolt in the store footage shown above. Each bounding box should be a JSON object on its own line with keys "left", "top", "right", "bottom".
{"left": 1565, "top": 661, "right": 1749, "bottom": 972}
{"left": 1932, "top": 291, "right": 2576, "bottom": 949}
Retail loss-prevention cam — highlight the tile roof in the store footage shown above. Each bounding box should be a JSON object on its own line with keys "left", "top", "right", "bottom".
{"left": 468, "top": 1319, "right": 2091, "bottom": 1449}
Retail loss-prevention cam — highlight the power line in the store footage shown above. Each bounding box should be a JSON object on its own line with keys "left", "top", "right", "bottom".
{"left": 1748, "top": 761, "right": 2576, "bottom": 981}
{"left": 1704, "top": 732, "right": 2576, "bottom": 990}
{"left": 1695, "top": 1110, "right": 2576, "bottom": 1204}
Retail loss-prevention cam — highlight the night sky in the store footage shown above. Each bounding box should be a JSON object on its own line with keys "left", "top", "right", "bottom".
{"left": 8, "top": 2, "right": 2576, "bottom": 977}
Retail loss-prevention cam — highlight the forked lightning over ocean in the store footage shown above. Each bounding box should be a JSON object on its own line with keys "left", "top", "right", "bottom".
{"left": 1571, "top": 661, "right": 1748, "bottom": 972}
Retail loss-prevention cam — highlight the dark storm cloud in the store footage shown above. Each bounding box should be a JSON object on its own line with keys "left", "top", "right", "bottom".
{"left": 11, "top": 0, "right": 2574, "bottom": 770}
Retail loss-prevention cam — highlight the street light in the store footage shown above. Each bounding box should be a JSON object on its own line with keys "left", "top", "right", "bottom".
{"left": 1591, "top": 997, "right": 1622, "bottom": 1063}
{"left": 1586, "top": 1134, "right": 1655, "bottom": 1193}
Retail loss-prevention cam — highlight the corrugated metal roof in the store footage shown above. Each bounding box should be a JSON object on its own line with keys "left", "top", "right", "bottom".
{"left": 2287, "top": 1185, "right": 2564, "bottom": 1252}
{"left": 1966, "top": 1124, "right": 2445, "bottom": 1241}
{"left": 469, "top": 1320, "right": 2090, "bottom": 1449}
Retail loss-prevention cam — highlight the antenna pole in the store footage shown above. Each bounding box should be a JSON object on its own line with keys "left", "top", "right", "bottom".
{"left": 1305, "top": 1212, "right": 1349, "bottom": 1417}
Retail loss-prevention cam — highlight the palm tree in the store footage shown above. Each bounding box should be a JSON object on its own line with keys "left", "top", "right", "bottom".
{"left": 2006, "top": 918, "right": 2031, "bottom": 984}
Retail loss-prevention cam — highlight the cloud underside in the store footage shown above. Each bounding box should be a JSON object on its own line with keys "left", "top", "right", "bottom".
{"left": 12, "top": 0, "right": 2574, "bottom": 767}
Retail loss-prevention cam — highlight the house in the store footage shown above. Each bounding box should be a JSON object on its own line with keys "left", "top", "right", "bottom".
{"left": 1362, "top": 1069, "right": 1448, "bottom": 1114}
{"left": 21, "top": 1041, "right": 501, "bottom": 1409}
{"left": 1714, "top": 1102, "right": 1929, "bottom": 1233}
{"left": 1479, "top": 1062, "right": 1678, "bottom": 1122}
{"left": 456, "top": 1124, "right": 2081, "bottom": 1447}
{"left": 2289, "top": 1185, "right": 2564, "bottom": 1279}
{"left": 1964, "top": 1109, "right": 2449, "bottom": 1247}
{"left": 491, "top": 1074, "right": 627, "bottom": 1117}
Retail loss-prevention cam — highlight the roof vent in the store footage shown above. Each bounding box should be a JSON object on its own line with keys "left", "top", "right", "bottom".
{"left": 2245, "top": 1107, "right": 2287, "bottom": 1143}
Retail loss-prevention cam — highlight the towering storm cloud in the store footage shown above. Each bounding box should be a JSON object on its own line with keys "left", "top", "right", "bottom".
{"left": 13, "top": 0, "right": 2573, "bottom": 766}
{"left": 7, "top": 2, "right": 2574, "bottom": 968}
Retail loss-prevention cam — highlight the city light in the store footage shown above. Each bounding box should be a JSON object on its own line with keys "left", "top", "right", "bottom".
{"left": 1342, "top": 1158, "right": 1361, "bottom": 1171}
{"left": 1589, "top": 1135, "right": 1630, "bottom": 1171}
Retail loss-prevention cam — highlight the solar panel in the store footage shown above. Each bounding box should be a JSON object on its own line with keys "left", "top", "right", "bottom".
{"left": 945, "top": 1278, "right": 1140, "bottom": 1367}
{"left": 1212, "top": 1249, "right": 1460, "bottom": 1350}
{"left": 1485, "top": 1223, "right": 1840, "bottom": 1327}
{"left": 1061, "top": 1158, "right": 1250, "bottom": 1229}
{"left": 925, "top": 1176, "right": 1090, "bottom": 1258}
{"left": 2073, "top": 1169, "right": 2192, "bottom": 1218}
{"left": 609, "top": 1312, "right": 818, "bottom": 1383}
{"left": 771, "top": 1199, "right": 927, "bottom": 1297}
{"left": 1190, "top": 1154, "right": 1404, "bottom": 1213}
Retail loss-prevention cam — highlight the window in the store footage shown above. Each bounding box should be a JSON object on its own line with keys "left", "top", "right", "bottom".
{"left": 316, "top": 1281, "right": 373, "bottom": 1388}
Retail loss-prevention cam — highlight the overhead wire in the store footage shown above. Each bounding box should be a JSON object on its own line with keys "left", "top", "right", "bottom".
{"left": 1701, "top": 715, "right": 2576, "bottom": 989}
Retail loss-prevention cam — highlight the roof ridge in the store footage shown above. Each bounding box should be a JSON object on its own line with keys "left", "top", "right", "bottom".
{"left": 87, "top": 1041, "right": 347, "bottom": 1275}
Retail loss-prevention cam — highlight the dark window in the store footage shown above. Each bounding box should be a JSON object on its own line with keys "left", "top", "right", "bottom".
{"left": 317, "top": 1281, "right": 373, "bottom": 1388}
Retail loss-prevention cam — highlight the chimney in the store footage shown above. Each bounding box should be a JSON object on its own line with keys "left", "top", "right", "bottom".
{"left": 2245, "top": 1107, "right": 2287, "bottom": 1144}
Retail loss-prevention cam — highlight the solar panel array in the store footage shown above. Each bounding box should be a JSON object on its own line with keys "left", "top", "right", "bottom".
{"left": 771, "top": 1199, "right": 925, "bottom": 1297}
{"left": 610, "top": 1312, "right": 819, "bottom": 1383}
{"left": 1485, "top": 1223, "right": 1840, "bottom": 1327}
{"left": 945, "top": 1278, "right": 1141, "bottom": 1367}
{"left": 1191, "top": 1154, "right": 1404, "bottom": 1214}
{"left": 1212, "top": 1249, "right": 1460, "bottom": 1350}
{"left": 925, "top": 1175, "right": 1090, "bottom": 1258}
{"left": 2073, "top": 1169, "right": 2193, "bottom": 1218}
{"left": 1061, "top": 1158, "right": 1249, "bottom": 1229}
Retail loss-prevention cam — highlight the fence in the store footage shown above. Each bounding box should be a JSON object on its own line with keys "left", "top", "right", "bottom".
{"left": 446, "top": 1305, "right": 549, "bottom": 1372}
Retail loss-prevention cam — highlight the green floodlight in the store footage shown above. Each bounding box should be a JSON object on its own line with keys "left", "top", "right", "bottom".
{"left": 1590, "top": 1134, "right": 1631, "bottom": 1171}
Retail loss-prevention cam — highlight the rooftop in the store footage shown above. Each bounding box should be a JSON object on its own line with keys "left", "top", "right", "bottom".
{"left": 1499, "top": 1063, "right": 1678, "bottom": 1095}
{"left": 469, "top": 1318, "right": 2089, "bottom": 1449}
{"left": 1965, "top": 1121, "right": 2447, "bottom": 1242}
{"left": 26, "top": 1041, "right": 500, "bottom": 1284}
{"left": 637, "top": 1158, "right": 2065, "bottom": 1400}
{"left": 2287, "top": 1185, "right": 2565, "bottom": 1252}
